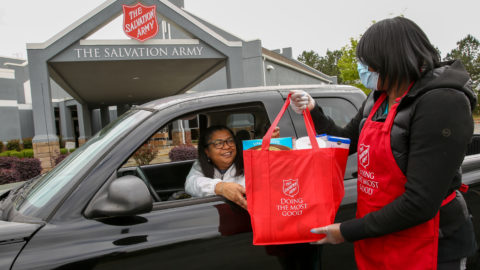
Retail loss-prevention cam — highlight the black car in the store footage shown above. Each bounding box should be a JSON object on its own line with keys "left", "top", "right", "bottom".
{"left": 0, "top": 85, "right": 479, "bottom": 269}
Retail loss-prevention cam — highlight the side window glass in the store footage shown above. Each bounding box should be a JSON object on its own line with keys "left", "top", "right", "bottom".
{"left": 119, "top": 103, "right": 269, "bottom": 204}
{"left": 227, "top": 113, "right": 255, "bottom": 141}
{"left": 314, "top": 98, "right": 357, "bottom": 128}
{"left": 314, "top": 97, "right": 358, "bottom": 180}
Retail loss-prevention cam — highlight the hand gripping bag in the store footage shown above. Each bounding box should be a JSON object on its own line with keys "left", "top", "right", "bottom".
{"left": 244, "top": 93, "right": 349, "bottom": 245}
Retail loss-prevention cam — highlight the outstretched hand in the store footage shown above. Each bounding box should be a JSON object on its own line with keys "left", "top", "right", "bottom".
{"left": 215, "top": 182, "right": 247, "bottom": 210}
{"left": 310, "top": 223, "right": 345, "bottom": 245}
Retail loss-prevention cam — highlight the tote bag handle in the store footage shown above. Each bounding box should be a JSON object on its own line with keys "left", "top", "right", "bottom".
{"left": 261, "top": 92, "right": 319, "bottom": 150}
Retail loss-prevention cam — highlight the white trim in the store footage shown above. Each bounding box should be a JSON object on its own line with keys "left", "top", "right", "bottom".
{"left": 160, "top": 0, "right": 242, "bottom": 47}
{"left": 23, "top": 80, "right": 32, "bottom": 104}
{"left": 263, "top": 54, "right": 331, "bottom": 83}
{"left": 0, "top": 100, "right": 18, "bottom": 107}
{"left": 4, "top": 62, "right": 28, "bottom": 67}
{"left": 0, "top": 68, "right": 15, "bottom": 79}
{"left": 18, "top": 104, "right": 32, "bottom": 110}
{"left": 0, "top": 55, "right": 25, "bottom": 61}
{"left": 27, "top": 0, "right": 117, "bottom": 50}
{"left": 52, "top": 98, "right": 74, "bottom": 103}
{"left": 79, "top": 38, "right": 200, "bottom": 45}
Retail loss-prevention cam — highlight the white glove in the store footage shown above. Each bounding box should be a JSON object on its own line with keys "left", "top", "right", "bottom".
{"left": 289, "top": 90, "right": 315, "bottom": 114}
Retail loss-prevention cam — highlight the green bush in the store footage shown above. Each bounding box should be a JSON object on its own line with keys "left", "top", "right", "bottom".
{"left": 22, "top": 138, "right": 33, "bottom": 149}
{"left": 9, "top": 151, "right": 23, "bottom": 158}
{"left": 23, "top": 149, "right": 34, "bottom": 158}
{"left": 7, "top": 139, "right": 21, "bottom": 151}
{"left": 60, "top": 148, "right": 68, "bottom": 155}
{"left": 0, "top": 151, "right": 10, "bottom": 157}
{"left": 0, "top": 141, "right": 3, "bottom": 152}
{"left": 69, "top": 148, "right": 76, "bottom": 153}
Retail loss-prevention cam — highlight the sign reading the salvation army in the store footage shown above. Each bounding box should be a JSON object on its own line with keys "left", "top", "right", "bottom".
{"left": 123, "top": 3, "right": 159, "bottom": 42}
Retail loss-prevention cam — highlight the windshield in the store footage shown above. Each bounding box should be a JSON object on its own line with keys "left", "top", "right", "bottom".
{"left": 13, "top": 109, "right": 152, "bottom": 220}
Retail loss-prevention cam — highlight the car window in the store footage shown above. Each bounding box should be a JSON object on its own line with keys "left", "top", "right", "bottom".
{"left": 313, "top": 97, "right": 358, "bottom": 180}
{"left": 16, "top": 110, "right": 152, "bottom": 220}
{"left": 314, "top": 98, "right": 357, "bottom": 128}
{"left": 119, "top": 103, "right": 269, "bottom": 204}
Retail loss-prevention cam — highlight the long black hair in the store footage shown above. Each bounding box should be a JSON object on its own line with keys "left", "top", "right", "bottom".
{"left": 356, "top": 17, "right": 440, "bottom": 92}
{"left": 198, "top": 125, "right": 244, "bottom": 178}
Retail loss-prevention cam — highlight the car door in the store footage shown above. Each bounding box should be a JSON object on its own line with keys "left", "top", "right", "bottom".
{"left": 13, "top": 90, "right": 311, "bottom": 270}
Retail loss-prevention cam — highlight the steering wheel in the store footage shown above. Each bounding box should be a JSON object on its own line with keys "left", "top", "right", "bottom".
{"left": 135, "top": 166, "right": 162, "bottom": 202}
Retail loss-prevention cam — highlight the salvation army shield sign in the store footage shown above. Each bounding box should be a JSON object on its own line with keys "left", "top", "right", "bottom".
{"left": 123, "top": 3, "right": 159, "bottom": 42}
{"left": 283, "top": 179, "right": 299, "bottom": 197}
{"left": 359, "top": 144, "right": 370, "bottom": 168}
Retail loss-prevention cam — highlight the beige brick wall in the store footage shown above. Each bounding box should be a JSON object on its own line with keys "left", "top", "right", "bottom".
{"left": 33, "top": 141, "right": 60, "bottom": 173}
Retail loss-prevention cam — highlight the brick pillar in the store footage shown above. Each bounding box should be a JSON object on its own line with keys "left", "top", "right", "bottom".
{"left": 33, "top": 140, "right": 60, "bottom": 173}
{"left": 78, "top": 138, "right": 87, "bottom": 147}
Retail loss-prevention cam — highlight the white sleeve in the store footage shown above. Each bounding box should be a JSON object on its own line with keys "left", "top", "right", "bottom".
{"left": 185, "top": 161, "right": 222, "bottom": 197}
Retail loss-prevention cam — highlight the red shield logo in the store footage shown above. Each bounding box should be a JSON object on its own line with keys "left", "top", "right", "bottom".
{"left": 359, "top": 144, "right": 370, "bottom": 168}
{"left": 283, "top": 179, "right": 299, "bottom": 197}
{"left": 123, "top": 3, "right": 159, "bottom": 42}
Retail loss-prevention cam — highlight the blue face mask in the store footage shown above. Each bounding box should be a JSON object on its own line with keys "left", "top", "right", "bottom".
{"left": 357, "top": 62, "right": 379, "bottom": 90}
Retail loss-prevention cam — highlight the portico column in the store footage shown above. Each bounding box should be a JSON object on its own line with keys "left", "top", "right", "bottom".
{"left": 226, "top": 49, "right": 245, "bottom": 88}
{"left": 117, "top": 104, "right": 130, "bottom": 117}
{"left": 59, "top": 101, "right": 75, "bottom": 147}
{"left": 100, "top": 107, "right": 110, "bottom": 128}
{"left": 77, "top": 102, "right": 92, "bottom": 146}
{"left": 28, "top": 50, "right": 59, "bottom": 172}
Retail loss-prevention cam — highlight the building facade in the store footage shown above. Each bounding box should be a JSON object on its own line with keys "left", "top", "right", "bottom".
{"left": 1, "top": 0, "right": 336, "bottom": 170}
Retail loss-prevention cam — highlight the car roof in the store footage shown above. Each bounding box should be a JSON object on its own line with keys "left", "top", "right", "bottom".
{"left": 140, "top": 84, "right": 363, "bottom": 111}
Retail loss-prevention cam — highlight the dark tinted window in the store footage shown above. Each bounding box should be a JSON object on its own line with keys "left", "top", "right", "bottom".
{"left": 314, "top": 98, "right": 357, "bottom": 128}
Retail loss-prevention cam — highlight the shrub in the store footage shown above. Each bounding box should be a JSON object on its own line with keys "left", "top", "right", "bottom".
{"left": 0, "top": 141, "right": 3, "bottom": 152}
{"left": 15, "top": 158, "right": 41, "bottom": 181}
{"left": 0, "top": 169, "right": 21, "bottom": 184}
{"left": 7, "top": 139, "right": 21, "bottom": 151}
{"left": 9, "top": 151, "right": 23, "bottom": 158}
{"left": 0, "top": 156, "right": 17, "bottom": 169}
{"left": 23, "top": 149, "right": 34, "bottom": 158}
{"left": 0, "top": 151, "right": 10, "bottom": 157}
{"left": 55, "top": 154, "right": 69, "bottom": 165}
{"left": 69, "top": 148, "right": 76, "bottom": 153}
{"left": 22, "top": 138, "right": 33, "bottom": 149}
{"left": 60, "top": 148, "right": 68, "bottom": 155}
{"left": 133, "top": 144, "right": 158, "bottom": 165}
{"left": 168, "top": 144, "right": 198, "bottom": 162}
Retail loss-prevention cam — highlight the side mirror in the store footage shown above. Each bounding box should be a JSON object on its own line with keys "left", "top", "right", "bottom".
{"left": 85, "top": 175, "right": 153, "bottom": 219}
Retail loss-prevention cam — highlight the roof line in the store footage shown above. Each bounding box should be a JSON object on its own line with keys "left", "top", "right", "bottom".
{"left": 27, "top": 0, "right": 117, "bottom": 50}
{"left": 27, "top": 0, "right": 242, "bottom": 50}
{"left": 262, "top": 51, "right": 332, "bottom": 83}
{"left": 161, "top": 0, "right": 242, "bottom": 47}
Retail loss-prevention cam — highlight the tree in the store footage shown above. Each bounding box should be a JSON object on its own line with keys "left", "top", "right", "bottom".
{"left": 444, "top": 34, "right": 480, "bottom": 90}
{"left": 298, "top": 49, "right": 343, "bottom": 83}
{"left": 297, "top": 50, "right": 321, "bottom": 70}
{"left": 337, "top": 38, "right": 370, "bottom": 95}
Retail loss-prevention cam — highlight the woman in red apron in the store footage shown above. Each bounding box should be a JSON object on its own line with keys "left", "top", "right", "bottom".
{"left": 290, "top": 17, "right": 477, "bottom": 270}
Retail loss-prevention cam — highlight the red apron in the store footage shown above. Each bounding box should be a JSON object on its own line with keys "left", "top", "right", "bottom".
{"left": 354, "top": 90, "right": 456, "bottom": 270}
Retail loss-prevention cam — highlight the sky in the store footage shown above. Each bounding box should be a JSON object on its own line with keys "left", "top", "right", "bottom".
{"left": 0, "top": 0, "right": 479, "bottom": 60}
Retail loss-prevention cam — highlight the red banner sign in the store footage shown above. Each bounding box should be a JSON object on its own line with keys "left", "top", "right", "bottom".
{"left": 123, "top": 3, "right": 159, "bottom": 42}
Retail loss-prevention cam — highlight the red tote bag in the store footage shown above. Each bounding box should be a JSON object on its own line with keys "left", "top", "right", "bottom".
{"left": 244, "top": 93, "right": 349, "bottom": 245}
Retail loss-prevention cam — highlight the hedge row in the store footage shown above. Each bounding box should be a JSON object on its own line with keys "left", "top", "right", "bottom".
{"left": 0, "top": 149, "right": 34, "bottom": 158}
{"left": 0, "top": 138, "right": 33, "bottom": 153}
{"left": 0, "top": 157, "right": 41, "bottom": 184}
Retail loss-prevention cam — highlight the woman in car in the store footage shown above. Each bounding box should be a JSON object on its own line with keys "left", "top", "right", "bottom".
{"left": 290, "top": 17, "right": 477, "bottom": 270}
{"left": 185, "top": 125, "right": 247, "bottom": 209}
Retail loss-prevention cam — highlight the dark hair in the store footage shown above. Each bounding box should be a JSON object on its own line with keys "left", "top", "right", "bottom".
{"left": 198, "top": 125, "right": 243, "bottom": 178}
{"left": 356, "top": 17, "right": 440, "bottom": 92}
